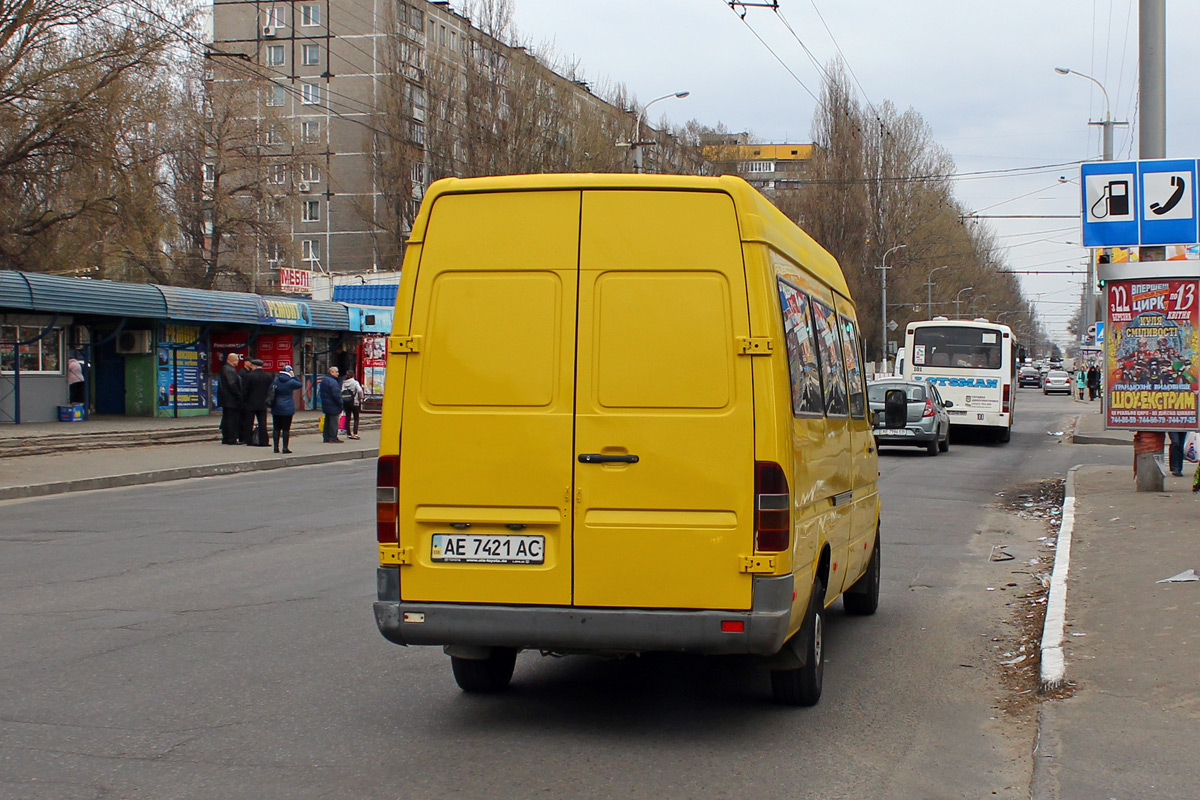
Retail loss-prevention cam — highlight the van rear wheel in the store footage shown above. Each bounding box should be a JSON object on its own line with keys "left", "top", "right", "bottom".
{"left": 450, "top": 647, "right": 517, "bottom": 693}
{"left": 770, "top": 578, "right": 825, "bottom": 706}
{"left": 844, "top": 535, "right": 881, "bottom": 616}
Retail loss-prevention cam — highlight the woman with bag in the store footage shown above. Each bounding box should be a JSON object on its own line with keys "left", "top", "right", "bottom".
{"left": 270, "top": 365, "right": 304, "bottom": 453}
{"left": 341, "top": 369, "right": 365, "bottom": 440}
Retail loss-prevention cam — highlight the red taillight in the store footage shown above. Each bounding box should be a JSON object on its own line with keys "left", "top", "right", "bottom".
{"left": 1002, "top": 384, "right": 1011, "bottom": 414}
{"left": 376, "top": 455, "right": 399, "bottom": 544}
{"left": 721, "top": 620, "right": 745, "bottom": 633}
{"left": 755, "top": 461, "right": 790, "bottom": 552}
{"left": 922, "top": 397, "right": 935, "bottom": 418}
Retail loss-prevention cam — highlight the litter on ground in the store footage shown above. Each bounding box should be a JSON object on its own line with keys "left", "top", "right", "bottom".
{"left": 1156, "top": 569, "right": 1200, "bottom": 584}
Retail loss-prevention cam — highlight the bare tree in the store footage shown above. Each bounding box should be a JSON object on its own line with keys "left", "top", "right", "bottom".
{"left": 0, "top": 0, "right": 185, "bottom": 273}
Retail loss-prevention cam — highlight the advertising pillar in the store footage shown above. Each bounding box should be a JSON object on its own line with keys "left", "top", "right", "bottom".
{"left": 1105, "top": 279, "right": 1199, "bottom": 430}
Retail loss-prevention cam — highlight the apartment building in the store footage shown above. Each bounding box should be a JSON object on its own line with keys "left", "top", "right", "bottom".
{"left": 206, "top": 1, "right": 689, "bottom": 291}
{"left": 702, "top": 133, "right": 815, "bottom": 192}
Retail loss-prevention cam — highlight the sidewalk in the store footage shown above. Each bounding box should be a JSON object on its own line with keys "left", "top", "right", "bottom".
{"left": 0, "top": 412, "right": 380, "bottom": 501}
{"left": 1034, "top": 411, "right": 1200, "bottom": 799}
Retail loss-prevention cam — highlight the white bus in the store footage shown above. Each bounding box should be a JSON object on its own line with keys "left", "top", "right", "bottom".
{"left": 901, "top": 317, "right": 1017, "bottom": 442}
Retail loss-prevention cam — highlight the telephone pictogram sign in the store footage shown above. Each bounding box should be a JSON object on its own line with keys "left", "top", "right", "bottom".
{"left": 1082, "top": 159, "right": 1200, "bottom": 247}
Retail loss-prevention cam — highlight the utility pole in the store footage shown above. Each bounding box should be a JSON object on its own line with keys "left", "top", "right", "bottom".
{"left": 877, "top": 244, "right": 906, "bottom": 368}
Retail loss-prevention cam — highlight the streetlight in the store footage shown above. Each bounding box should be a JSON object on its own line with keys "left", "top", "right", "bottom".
{"left": 971, "top": 294, "right": 989, "bottom": 317}
{"left": 926, "top": 265, "right": 950, "bottom": 318}
{"left": 1054, "top": 67, "right": 1126, "bottom": 161}
{"left": 1056, "top": 67, "right": 1126, "bottom": 352}
{"left": 876, "top": 244, "right": 906, "bottom": 366}
{"left": 954, "top": 286, "right": 974, "bottom": 318}
{"left": 632, "top": 91, "right": 690, "bottom": 173}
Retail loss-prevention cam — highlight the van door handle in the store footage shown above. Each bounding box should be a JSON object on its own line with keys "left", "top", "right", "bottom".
{"left": 578, "top": 454, "right": 640, "bottom": 464}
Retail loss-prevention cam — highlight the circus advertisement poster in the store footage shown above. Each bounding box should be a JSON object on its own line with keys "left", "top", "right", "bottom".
{"left": 1105, "top": 279, "right": 1200, "bottom": 430}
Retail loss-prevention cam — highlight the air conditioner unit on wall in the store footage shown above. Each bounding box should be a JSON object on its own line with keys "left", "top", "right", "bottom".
{"left": 298, "top": 181, "right": 311, "bottom": 193}
{"left": 262, "top": 25, "right": 276, "bottom": 37}
{"left": 115, "top": 330, "right": 153, "bottom": 354}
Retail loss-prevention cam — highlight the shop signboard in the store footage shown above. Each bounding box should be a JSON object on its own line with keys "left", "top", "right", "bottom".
{"left": 255, "top": 297, "right": 312, "bottom": 327}
{"left": 157, "top": 323, "right": 210, "bottom": 411}
{"left": 361, "top": 334, "right": 387, "bottom": 399}
{"left": 280, "top": 267, "right": 313, "bottom": 295}
{"left": 1105, "top": 278, "right": 1200, "bottom": 430}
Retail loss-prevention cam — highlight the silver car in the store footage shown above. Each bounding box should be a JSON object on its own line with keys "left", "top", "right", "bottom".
{"left": 867, "top": 380, "right": 953, "bottom": 456}
{"left": 1042, "top": 369, "right": 1072, "bottom": 395}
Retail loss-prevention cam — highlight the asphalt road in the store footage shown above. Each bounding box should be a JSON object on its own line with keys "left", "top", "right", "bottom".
{"left": 0, "top": 390, "right": 1127, "bottom": 800}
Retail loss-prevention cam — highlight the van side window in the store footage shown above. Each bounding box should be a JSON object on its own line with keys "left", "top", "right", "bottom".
{"left": 811, "top": 298, "right": 848, "bottom": 417}
{"left": 839, "top": 315, "right": 866, "bottom": 418}
{"left": 777, "top": 279, "right": 823, "bottom": 416}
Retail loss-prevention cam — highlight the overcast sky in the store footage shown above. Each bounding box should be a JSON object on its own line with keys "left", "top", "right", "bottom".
{"left": 482, "top": 0, "right": 1199, "bottom": 346}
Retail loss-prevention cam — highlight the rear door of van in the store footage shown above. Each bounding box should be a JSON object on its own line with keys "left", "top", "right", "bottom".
{"left": 398, "top": 190, "right": 580, "bottom": 606}
{"left": 572, "top": 190, "right": 756, "bottom": 610}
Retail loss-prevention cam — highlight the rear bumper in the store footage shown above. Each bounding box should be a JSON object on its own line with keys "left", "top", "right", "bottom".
{"left": 874, "top": 426, "right": 937, "bottom": 444}
{"left": 373, "top": 568, "right": 795, "bottom": 656}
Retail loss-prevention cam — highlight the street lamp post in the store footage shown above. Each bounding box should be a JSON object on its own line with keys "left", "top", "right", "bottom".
{"left": 971, "top": 294, "right": 989, "bottom": 317}
{"left": 877, "top": 244, "right": 907, "bottom": 367}
{"left": 926, "top": 265, "right": 950, "bottom": 318}
{"left": 632, "top": 91, "right": 690, "bottom": 173}
{"left": 954, "top": 286, "right": 974, "bottom": 319}
{"left": 1056, "top": 67, "right": 1127, "bottom": 348}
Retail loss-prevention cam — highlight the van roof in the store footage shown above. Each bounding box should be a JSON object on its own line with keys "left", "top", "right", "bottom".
{"left": 408, "top": 174, "right": 850, "bottom": 298}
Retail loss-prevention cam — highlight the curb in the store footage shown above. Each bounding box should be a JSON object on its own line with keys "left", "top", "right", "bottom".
{"left": 1039, "top": 464, "right": 1079, "bottom": 692}
{"left": 0, "top": 447, "right": 379, "bottom": 501}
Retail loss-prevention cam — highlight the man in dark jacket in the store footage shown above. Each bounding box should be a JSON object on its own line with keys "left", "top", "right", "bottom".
{"left": 318, "top": 366, "right": 344, "bottom": 443}
{"left": 217, "top": 353, "right": 243, "bottom": 444}
{"left": 242, "top": 359, "right": 275, "bottom": 446}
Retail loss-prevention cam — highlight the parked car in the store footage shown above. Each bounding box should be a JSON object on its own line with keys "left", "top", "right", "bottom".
{"left": 1042, "top": 370, "right": 1072, "bottom": 395}
{"left": 867, "top": 379, "right": 952, "bottom": 456}
{"left": 1018, "top": 365, "right": 1042, "bottom": 387}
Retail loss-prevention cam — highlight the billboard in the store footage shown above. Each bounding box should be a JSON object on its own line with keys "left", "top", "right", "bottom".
{"left": 1105, "top": 279, "right": 1200, "bottom": 430}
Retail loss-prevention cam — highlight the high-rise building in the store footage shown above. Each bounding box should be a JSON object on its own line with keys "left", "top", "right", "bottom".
{"left": 205, "top": 1, "right": 701, "bottom": 292}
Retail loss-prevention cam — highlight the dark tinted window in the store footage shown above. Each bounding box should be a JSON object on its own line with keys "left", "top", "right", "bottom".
{"left": 777, "top": 280, "right": 823, "bottom": 416}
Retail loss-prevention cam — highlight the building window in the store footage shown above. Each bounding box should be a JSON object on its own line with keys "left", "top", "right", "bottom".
{"left": 410, "top": 6, "right": 422, "bottom": 28}
{"left": 301, "top": 162, "right": 321, "bottom": 183}
{"left": 0, "top": 326, "right": 62, "bottom": 374}
{"left": 409, "top": 161, "right": 425, "bottom": 187}
{"left": 268, "top": 163, "right": 287, "bottom": 184}
{"left": 264, "top": 124, "right": 283, "bottom": 145}
{"left": 301, "top": 239, "right": 321, "bottom": 262}
{"left": 263, "top": 6, "right": 283, "bottom": 28}
{"left": 300, "top": 120, "right": 321, "bottom": 143}
{"left": 203, "top": 163, "right": 216, "bottom": 183}
{"left": 265, "top": 196, "right": 282, "bottom": 221}
{"left": 301, "top": 83, "right": 320, "bottom": 105}
{"left": 743, "top": 161, "right": 774, "bottom": 174}
{"left": 301, "top": 4, "right": 320, "bottom": 26}
{"left": 264, "top": 241, "right": 282, "bottom": 264}
{"left": 266, "top": 45, "right": 284, "bottom": 66}
{"left": 302, "top": 199, "right": 320, "bottom": 222}
{"left": 302, "top": 43, "right": 320, "bottom": 65}
{"left": 409, "top": 120, "right": 424, "bottom": 145}
{"left": 267, "top": 84, "right": 286, "bottom": 107}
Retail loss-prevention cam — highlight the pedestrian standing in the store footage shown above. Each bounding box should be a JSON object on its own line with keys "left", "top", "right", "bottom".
{"left": 1087, "top": 364, "right": 1101, "bottom": 401}
{"left": 67, "top": 353, "right": 85, "bottom": 404}
{"left": 217, "top": 353, "right": 243, "bottom": 444}
{"left": 340, "top": 369, "right": 364, "bottom": 440}
{"left": 1075, "top": 369, "right": 1086, "bottom": 401}
{"left": 318, "top": 366, "right": 344, "bottom": 443}
{"left": 242, "top": 358, "right": 274, "bottom": 447}
{"left": 1168, "top": 431, "right": 1186, "bottom": 477}
{"left": 270, "top": 365, "right": 303, "bottom": 453}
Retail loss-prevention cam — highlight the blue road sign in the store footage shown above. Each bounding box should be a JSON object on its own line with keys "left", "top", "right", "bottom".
{"left": 1082, "top": 161, "right": 1139, "bottom": 247}
{"left": 1082, "top": 158, "right": 1200, "bottom": 248}
{"left": 1139, "top": 159, "right": 1198, "bottom": 245}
